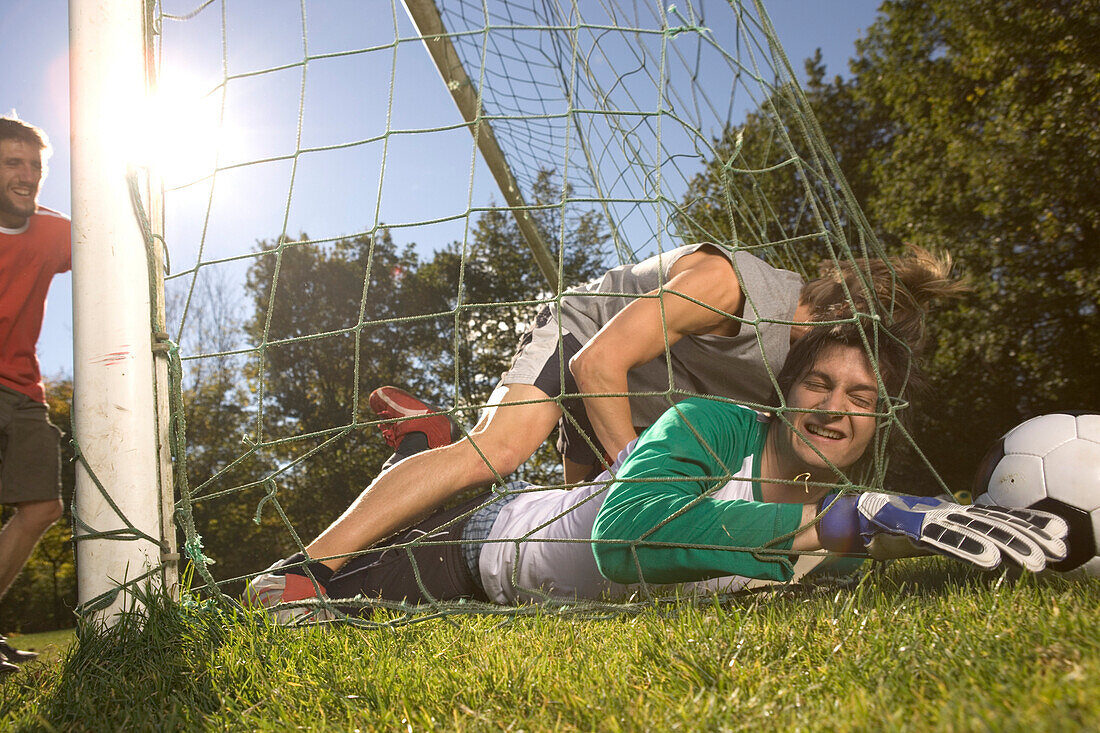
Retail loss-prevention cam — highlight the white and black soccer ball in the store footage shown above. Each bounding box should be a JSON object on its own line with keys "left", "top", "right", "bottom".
{"left": 972, "top": 412, "right": 1100, "bottom": 577}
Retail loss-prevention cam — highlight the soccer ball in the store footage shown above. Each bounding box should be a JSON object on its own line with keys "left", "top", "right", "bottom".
{"left": 972, "top": 412, "right": 1100, "bottom": 577}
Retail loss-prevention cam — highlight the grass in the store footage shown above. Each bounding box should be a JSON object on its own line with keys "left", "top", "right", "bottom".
{"left": 1, "top": 560, "right": 1098, "bottom": 731}
{"left": 5, "top": 630, "right": 76, "bottom": 667}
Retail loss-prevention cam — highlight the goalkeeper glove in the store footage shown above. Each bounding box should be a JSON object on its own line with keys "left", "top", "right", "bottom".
{"left": 816, "top": 492, "right": 1068, "bottom": 572}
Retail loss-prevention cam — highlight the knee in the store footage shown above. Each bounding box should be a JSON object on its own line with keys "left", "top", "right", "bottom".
{"left": 17, "top": 499, "right": 64, "bottom": 532}
{"left": 460, "top": 431, "right": 532, "bottom": 480}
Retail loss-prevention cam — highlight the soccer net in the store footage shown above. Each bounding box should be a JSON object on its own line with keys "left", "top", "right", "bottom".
{"left": 76, "top": 0, "right": 939, "bottom": 624}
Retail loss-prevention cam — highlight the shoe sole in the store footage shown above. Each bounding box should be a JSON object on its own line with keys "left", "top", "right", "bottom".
{"left": 369, "top": 387, "right": 461, "bottom": 449}
{"left": 370, "top": 386, "right": 437, "bottom": 418}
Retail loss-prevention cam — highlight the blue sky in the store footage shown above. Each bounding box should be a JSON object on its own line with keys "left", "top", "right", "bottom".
{"left": 2, "top": 0, "right": 883, "bottom": 379}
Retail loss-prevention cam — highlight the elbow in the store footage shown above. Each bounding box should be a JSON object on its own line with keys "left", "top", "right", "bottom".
{"left": 591, "top": 517, "right": 641, "bottom": 585}
{"left": 568, "top": 349, "right": 595, "bottom": 391}
{"left": 569, "top": 345, "right": 616, "bottom": 394}
{"left": 592, "top": 543, "right": 637, "bottom": 585}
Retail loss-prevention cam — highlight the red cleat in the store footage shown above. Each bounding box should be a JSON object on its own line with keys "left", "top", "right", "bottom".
{"left": 368, "top": 386, "right": 461, "bottom": 451}
{"left": 244, "top": 559, "right": 334, "bottom": 625}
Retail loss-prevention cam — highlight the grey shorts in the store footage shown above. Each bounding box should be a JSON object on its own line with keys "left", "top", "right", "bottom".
{"left": 0, "top": 384, "right": 62, "bottom": 504}
{"left": 500, "top": 306, "right": 606, "bottom": 466}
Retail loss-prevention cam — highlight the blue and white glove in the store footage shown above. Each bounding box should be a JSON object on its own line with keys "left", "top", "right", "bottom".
{"left": 817, "top": 493, "right": 1069, "bottom": 572}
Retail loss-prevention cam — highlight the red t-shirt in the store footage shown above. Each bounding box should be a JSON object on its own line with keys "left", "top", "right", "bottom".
{"left": 0, "top": 206, "right": 72, "bottom": 403}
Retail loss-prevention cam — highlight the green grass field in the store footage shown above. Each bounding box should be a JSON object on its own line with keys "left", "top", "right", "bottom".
{"left": 1, "top": 560, "right": 1097, "bottom": 731}
{"left": 4, "top": 629, "right": 75, "bottom": 667}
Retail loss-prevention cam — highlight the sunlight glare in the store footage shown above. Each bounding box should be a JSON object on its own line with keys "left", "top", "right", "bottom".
{"left": 137, "top": 74, "right": 236, "bottom": 186}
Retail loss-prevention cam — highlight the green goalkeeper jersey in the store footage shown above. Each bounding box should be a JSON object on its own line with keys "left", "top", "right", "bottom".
{"left": 592, "top": 398, "right": 806, "bottom": 584}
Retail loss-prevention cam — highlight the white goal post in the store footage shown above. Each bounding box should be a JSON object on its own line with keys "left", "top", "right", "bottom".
{"left": 69, "top": 0, "right": 178, "bottom": 625}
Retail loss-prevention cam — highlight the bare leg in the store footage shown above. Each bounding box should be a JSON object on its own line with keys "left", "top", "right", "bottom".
{"left": 307, "top": 383, "right": 563, "bottom": 571}
{"left": 0, "top": 499, "right": 63, "bottom": 600}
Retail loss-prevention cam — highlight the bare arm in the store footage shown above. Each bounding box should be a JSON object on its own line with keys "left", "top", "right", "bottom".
{"left": 568, "top": 248, "right": 745, "bottom": 459}
{"left": 791, "top": 503, "right": 825, "bottom": 552}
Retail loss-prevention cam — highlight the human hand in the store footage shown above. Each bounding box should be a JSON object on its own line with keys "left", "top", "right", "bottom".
{"left": 818, "top": 493, "right": 1068, "bottom": 571}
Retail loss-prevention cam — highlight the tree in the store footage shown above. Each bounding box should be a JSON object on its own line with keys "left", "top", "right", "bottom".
{"left": 676, "top": 52, "right": 890, "bottom": 280}
{"left": 418, "top": 171, "right": 608, "bottom": 408}
{"left": 164, "top": 270, "right": 284, "bottom": 591}
{"left": 241, "top": 229, "right": 430, "bottom": 545}
{"left": 851, "top": 0, "right": 1100, "bottom": 489}
{"left": 240, "top": 169, "right": 609, "bottom": 530}
{"left": 413, "top": 170, "right": 608, "bottom": 483}
{"left": 677, "top": 0, "right": 1100, "bottom": 492}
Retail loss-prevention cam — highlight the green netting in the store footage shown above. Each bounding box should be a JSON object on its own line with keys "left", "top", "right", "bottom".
{"left": 73, "top": 0, "right": 950, "bottom": 625}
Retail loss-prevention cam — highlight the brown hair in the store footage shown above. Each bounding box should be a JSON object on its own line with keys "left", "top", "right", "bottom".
{"left": 776, "top": 322, "right": 918, "bottom": 404}
{"left": 773, "top": 322, "right": 922, "bottom": 479}
{"left": 798, "top": 244, "right": 966, "bottom": 354}
{"left": 0, "top": 115, "right": 51, "bottom": 159}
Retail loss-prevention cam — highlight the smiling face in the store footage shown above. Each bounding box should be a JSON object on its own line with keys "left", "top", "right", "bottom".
{"left": 0, "top": 139, "right": 44, "bottom": 228}
{"left": 774, "top": 342, "right": 879, "bottom": 481}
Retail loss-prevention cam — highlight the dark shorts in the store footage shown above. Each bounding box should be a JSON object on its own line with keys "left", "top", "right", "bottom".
{"left": 0, "top": 384, "right": 62, "bottom": 505}
{"left": 500, "top": 306, "right": 605, "bottom": 466}
{"left": 325, "top": 492, "right": 493, "bottom": 605}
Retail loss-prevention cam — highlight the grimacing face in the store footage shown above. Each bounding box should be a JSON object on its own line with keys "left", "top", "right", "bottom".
{"left": 0, "top": 139, "right": 44, "bottom": 228}
{"left": 779, "top": 342, "right": 879, "bottom": 479}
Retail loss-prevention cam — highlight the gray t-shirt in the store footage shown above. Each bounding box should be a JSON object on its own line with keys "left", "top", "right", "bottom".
{"left": 553, "top": 243, "right": 803, "bottom": 426}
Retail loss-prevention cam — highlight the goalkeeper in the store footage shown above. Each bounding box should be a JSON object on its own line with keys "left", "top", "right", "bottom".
{"left": 589, "top": 324, "right": 1066, "bottom": 586}
{"left": 247, "top": 324, "right": 1064, "bottom": 622}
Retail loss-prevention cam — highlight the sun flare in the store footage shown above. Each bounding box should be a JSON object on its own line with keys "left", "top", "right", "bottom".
{"left": 137, "top": 74, "right": 237, "bottom": 186}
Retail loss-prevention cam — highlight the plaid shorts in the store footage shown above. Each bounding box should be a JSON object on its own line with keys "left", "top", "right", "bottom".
{"left": 460, "top": 482, "right": 525, "bottom": 582}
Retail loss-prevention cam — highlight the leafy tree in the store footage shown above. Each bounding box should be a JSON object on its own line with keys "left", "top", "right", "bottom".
{"left": 678, "top": 0, "right": 1099, "bottom": 492}
{"left": 240, "top": 169, "right": 608, "bottom": 524}
{"left": 164, "top": 271, "right": 284, "bottom": 591}
{"left": 851, "top": 0, "right": 1100, "bottom": 489}
{"left": 676, "top": 52, "right": 890, "bottom": 280}
{"left": 242, "top": 229, "right": 431, "bottom": 544}
{"left": 178, "top": 368, "right": 284, "bottom": 590}
{"left": 413, "top": 170, "right": 609, "bottom": 483}
{"left": 418, "top": 171, "right": 608, "bottom": 409}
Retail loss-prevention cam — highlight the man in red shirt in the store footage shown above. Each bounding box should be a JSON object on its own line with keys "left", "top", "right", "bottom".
{"left": 0, "top": 116, "right": 71, "bottom": 674}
